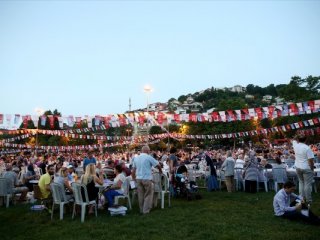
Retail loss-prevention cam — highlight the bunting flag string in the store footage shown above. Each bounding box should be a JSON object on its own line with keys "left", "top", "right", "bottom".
{"left": 1, "top": 100, "right": 320, "bottom": 130}
{"left": 1, "top": 138, "right": 161, "bottom": 151}
{"left": 1, "top": 117, "right": 320, "bottom": 147}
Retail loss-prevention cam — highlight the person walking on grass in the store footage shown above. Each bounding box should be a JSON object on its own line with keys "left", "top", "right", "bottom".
{"left": 221, "top": 150, "right": 235, "bottom": 192}
{"left": 132, "top": 145, "right": 162, "bottom": 214}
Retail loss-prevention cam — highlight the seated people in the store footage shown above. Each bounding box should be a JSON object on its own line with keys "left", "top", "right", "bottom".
{"left": 24, "top": 164, "right": 39, "bottom": 191}
{"left": 260, "top": 159, "right": 273, "bottom": 169}
{"left": 81, "top": 163, "right": 104, "bottom": 214}
{"left": 103, "top": 164, "right": 126, "bottom": 207}
{"left": 235, "top": 154, "right": 245, "bottom": 169}
{"left": 104, "top": 159, "right": 116, "bottom": 180}
{"left": 3, "top": 164, "right": 28, "bottom": 202}
{"left": 66, "top": 164, "right": 78, "bottom": 182}
{"left": 120, "top": 160, "right": 131, "bottom": 177}
{"left": 38, "top": 164, "right": 55, "bottom": 199}
{"left": 83, "top": 150, "right": 96, "bottom": 171}
{"left": 54, "top": 167, "right": 73, "bottom": 201}
{"left": 273, "top": 181, "right": 320, "bottom": 225}
{"left": 274, "top": 157, "right": 286, "bottom": 169}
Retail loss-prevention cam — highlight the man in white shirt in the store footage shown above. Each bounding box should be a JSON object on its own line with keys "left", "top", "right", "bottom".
{"left": 132, "top": 145, "right": 162, "bottom": 214}
{"left": 292, "top": 134, "right": 315, "bottom": 204}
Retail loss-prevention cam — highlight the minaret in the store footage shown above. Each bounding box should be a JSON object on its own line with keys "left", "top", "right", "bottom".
{"left": 129, "top": 97, "right": 131, "bottom": 112}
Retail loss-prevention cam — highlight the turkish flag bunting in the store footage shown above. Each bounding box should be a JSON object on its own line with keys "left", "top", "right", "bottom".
{"left": 241, "top": 109, "right": 249, "bottom": 121}
{"left": 212, "top": 112, "right": 220, "bottom": 122}
{"left": 189, "top": 113, "right": 197, "bottom": 122}
{"left": 289, "top": 103, "right": 299, "bottom": 115}
{"left": 174, "top": 114, "right": 181, "bottom": 123}
{"left": 255, "top": 108, "right": 263, "bottom": 119}
{"left": 157, "top": 113, "right": 164, "bottom": 124}
{"left": 268, "top": 106, "right": 275, "bottom": 118}
{"left": 119, "top": 116, "right": 127, "bottom": 126}
{"left": 313, "top": 118, "right": 319, "bottom": 124}
{"left": 104, "top": 116, "right": 111, "bottom": 128}
{"left": 308, "top": 100, "right": 315, "bottom": 112}
{"left": 227, "top": 110, "right": 235, "bottom": 121}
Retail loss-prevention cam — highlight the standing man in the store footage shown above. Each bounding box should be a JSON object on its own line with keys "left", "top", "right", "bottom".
{"left": 221, "top": 150, "right": 235, "bottom": 193}
{"left": 292, "top": 134, "right": 315, "bottom": 205}
{"left": 83, "top": 150, "right": 96, "bottom": 171}
{"left": 132, "top": 145, "right": 162, "bottom": 214}
{"left": 168, "top": 147, "right": 178, "bottom": 178}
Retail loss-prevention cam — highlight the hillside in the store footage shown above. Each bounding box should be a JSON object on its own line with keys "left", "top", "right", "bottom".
{"left": 165, "top": 75, "right": 320, "bottom": 113}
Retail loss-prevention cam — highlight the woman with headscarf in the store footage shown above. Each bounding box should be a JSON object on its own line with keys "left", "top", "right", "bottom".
{"left": 243, "top": 151, "right": 260, "bottom": 193}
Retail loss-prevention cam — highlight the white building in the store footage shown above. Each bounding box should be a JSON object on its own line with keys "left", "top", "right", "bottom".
{"left": 229, "top": 85, "right": 246, "bottom": 93}
{"left": 274, "top": 97, "right": 284, "bottom": 105}
{"left": 262, "top": 95, "right": 273, "bottom": 102}
{"left": 245, "top": 94, "right": 255, "bottom": 99}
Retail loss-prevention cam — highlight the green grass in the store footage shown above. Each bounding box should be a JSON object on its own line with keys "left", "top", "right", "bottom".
{"left": 1, "top": 190, "right": 320, "bottom": 240}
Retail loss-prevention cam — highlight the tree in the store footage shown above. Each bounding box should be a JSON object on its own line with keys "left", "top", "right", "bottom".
{"left": 265, "top": 84, "right": 278, "bottom": 96}
{"left": 277, "top": 82, "right": 310, "bottom": 102}
{"left": 291, "top": 75, "right": 320, "bottom": 94}
{"left": 216, "top": 98, "right": 247, "bottom": 111}
{"left": 178, "top": 95, "right": 187, "bottom": 103}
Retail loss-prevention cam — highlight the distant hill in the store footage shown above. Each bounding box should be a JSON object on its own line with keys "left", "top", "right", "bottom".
{"left": 132, "top": 75, "right": 320, "bottom": 113}
{"left": 167, "top": 75, "right": 320, "bottom": 113}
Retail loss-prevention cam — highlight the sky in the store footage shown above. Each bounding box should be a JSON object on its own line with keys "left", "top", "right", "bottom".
{"left": 0, "top": 0, "right": 319, "bottom": 117}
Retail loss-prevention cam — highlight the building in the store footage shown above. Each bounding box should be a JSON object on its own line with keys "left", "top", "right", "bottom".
{"left": 245, "top": 94, "right": 255, "bottom": 99}
{"left": 262, "top": 95, "right": 272, "bottom": 102}
{"left": 181, "top": 97, "right": 203, "bottom": 112}
{"left": 274, "top": 97, "right": 284, "bottom": 105}
{"left": 147, "top": 102, "right": 167, "bottom": 112}
{"left": 229, "top": 85, "right": 246, "bottom": 93}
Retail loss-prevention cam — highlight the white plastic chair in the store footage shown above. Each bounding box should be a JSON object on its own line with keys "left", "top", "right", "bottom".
{"left": 258, "top": 169, "right": 268, "bottom": 192}
{"left": 50, "top": 182, "right": 73, "bottom": 220}
{"left": 160, "top": 173, "right": 171, "bottom": 209}
{"left": 114, "top": 176, "right": 132, "bottom": 210}
{"left": 71, "top": 182, "right": 97, "bottom": 223}
{"left": 234, "top": 168, "right": 244, "bottom": 191}
{"left": 272, "top": 167, "right": 288, "bottom": 192}
{"left": 152, "top": 171, "right": 162, "bottom": 207}
{"left": 217, "top": 170, "right": 226, "bottom": 190}
{"left": 0, "top": 177, "right": 13, "bottom": 208}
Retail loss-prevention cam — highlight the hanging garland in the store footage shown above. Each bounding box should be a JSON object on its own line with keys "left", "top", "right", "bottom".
{"left": 0, "top": 99, "right": 319, "bottom": 130}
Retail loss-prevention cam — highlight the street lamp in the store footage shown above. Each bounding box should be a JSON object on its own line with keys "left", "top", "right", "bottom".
{"left": 143, "top": 85, "right": 153, "bottom": 142}
{"left": 143, "top": 85, "right": 153, "bottom": 113}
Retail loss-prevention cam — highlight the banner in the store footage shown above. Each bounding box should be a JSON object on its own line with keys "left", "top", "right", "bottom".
{"left": 1, "top": 100, "right": 320, "bottom": 130}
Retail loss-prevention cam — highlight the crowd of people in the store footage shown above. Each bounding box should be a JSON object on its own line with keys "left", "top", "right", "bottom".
{"left": 0, "top": 134, "right": 320, "bottom": 223}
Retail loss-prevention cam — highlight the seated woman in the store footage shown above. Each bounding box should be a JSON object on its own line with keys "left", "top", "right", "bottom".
{"left": 274, "top": 157, "right": 286, "bottom": 168}
{"left": 81, "top": 163, "right": 104, "bottom": 214}
{"left": 24, "top": 164, "right": 39, "bottom": 191}
{"left": 103, "top": 164, "right": 125, "bottom": 208}
{"left": 54, "top": 167, "right": 73, "bottom": 201}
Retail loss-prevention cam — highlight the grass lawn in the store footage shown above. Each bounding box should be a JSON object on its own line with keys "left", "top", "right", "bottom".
{"left": 1, "top": 189, "right": 320, "bottom": 240}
